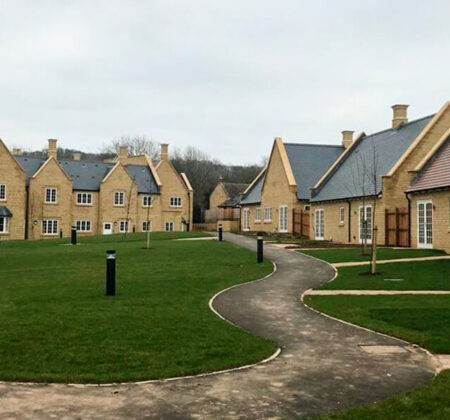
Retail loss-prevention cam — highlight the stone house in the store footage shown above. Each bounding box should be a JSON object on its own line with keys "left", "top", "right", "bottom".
{"left": 310, "top": 102, "right": 450, "bottom": 249}
{"left": 239, "top": 137, "right": 345, "bottom": 234}
{"left": 0, "top": 139, "right": 193, "bottom": 240}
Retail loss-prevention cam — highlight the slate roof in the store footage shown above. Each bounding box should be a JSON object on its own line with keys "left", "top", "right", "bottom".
{"left": 284, "top": 143, "right": 344, "bottom": 200}
{"left": 0, "top": 206, "right": 12, "bottom": 217}
{"left": 407, "top": 137, "right": 450, "bottom": 192}
{"left": 240, "top": 172, "right": 266, "bottom": 205}
{"left": 15, "top": 156, "right": 160, "bottom": 194}
{"left": 311, "top": 115, "right": 434, "bottom": 202}
{"left": 218, "top": 182, "right": 249, "bottom": 208}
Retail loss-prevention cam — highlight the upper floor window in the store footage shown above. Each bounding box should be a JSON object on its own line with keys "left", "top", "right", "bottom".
{"left": 339, "top": 207, "right": 345, "bottom": 225}
{"left": 264, "top": 206, "right": 272, "bottom": 222}
{"left": 170, "top": 197, "right": 182, "bottom": 207}
{"left": 142, "top": 195, "right": 153, "bottom": 207}
{"left": 255, "top": 207, "right": 261, "bottom": 222}
{"left": 45, "top": 188, "right": 57, "bottom": 203}
{"left": 114, "top": 191, "right": 124, "bottom": 206}
{"left": 42, "top": 219, "right": 59, "bottom": 235}
{"left": 0, "top": 184, "right": 6, "bottom": 201}
{"left": 76, "top": 192, "right": 92, "bottom": 205}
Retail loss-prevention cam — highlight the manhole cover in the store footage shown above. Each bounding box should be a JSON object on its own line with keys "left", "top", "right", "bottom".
{"left": 359, "top": 345, "right": 408, "bottom": 354}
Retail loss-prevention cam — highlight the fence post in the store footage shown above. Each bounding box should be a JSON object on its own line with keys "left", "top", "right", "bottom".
{"left": 106, "top": 250, "right": 116, "bottom": 296}
{"left": 257, "top": 232, "right": 263, "bottom": 263}
{"left": 385, "top": 209, "right": 389, "bottom": 246}
{"left": 395, "top": 208, "right": 400, "bottom": 247}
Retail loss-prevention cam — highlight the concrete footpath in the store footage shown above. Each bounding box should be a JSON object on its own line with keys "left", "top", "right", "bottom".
{"left": 0, "top": 233, "right": 436, "bottom": 419}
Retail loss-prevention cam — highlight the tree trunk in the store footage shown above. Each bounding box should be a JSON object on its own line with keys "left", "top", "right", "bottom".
{"left": 371, "top": 225, "right": 378, "bottom": 274}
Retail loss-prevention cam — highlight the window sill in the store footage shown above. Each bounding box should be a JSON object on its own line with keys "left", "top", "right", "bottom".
{"left": 254, "top": 220, "right": 261, "bottom": 224}
{"left": 0, "top": 232, "right": 10, "bottom": 235}
{"left": 263, "top": 220, "right": 272, "bottom": 223}
{"left": 44, "top": 202, "right": 58, "bottom": 205}
{"left": 114, "top": 205, "right": 125, "bottom": 207}
{"left": 76, "top": 203, "right": 93, "bottom": 207}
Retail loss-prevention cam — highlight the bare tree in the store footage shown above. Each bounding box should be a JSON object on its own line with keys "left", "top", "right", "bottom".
{"left": 101, "top": 135, "right": 159, "bottom": 160}
{"left": 125, "top": 177, "right": 136, "bottom": 235}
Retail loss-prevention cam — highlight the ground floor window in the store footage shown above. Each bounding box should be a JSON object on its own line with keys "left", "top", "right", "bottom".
{"left": 255, "top": 207, "right": 261, "bottom": 222}
{"left": 417, "top": 200, "right": 433, "bottom": 248}
{"left": 165, "top": 221, "right": 174, "bottom": 232}
{"left": 279, "top": 205, "right": 288, "bottom": 232}
{"left": 42, "top": 219, "right": 59, "bottom": 235}
{"left": 119, "top": 220, "right": 129, "bottom": 233}
{"left": 314, "top": 209, "right": 324, "bottom": 239}
{"left": 0, "top": 216, "right": 9, "bottom": 233}
{"left": 243, "top": 208, "right": 250, "bottom": 231}
{"left": 76, "top": 220, "right": 91, "bottom": 232}
{"left": 339, "top": 207, "right": 345, "bottom": 225}
{"left": 264, "top": 206, "right": 272, "bottom": 222}
{"left": 142, "top": 221, "right": 152, "bottom": 232}
{"left": 359, "top": 205, "right": 372, "bottom": 244}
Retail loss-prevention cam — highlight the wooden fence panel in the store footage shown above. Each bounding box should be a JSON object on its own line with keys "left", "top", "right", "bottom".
{"left": 385, "top": 207, "right": 409, "bottom": 247}
{"left": 293, "top": 209, "right": 310, "bottom": 238}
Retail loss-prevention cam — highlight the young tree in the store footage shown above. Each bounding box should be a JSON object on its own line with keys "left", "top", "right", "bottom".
{"left": 125, "top": 177, "right": 136, "bottom": 235}
{"left": 145, "top": 195, "right": 152, "bottom": 249}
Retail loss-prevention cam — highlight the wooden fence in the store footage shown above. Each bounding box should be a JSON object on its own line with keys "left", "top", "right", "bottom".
{"left": 293, "top": 209, "right": 310, "bottom": 238}
{"left": 385, "top": 207, "right": 409, "bottom": 247}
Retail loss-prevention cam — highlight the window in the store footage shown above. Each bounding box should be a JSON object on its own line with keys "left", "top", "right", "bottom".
{"left": 170, "top": 197, "right": 182, "bottom": 207}
{"left": 279, "top": 205, "right": 288, "bottom": 233}
{"left": 314, "top": 209, "right": 324, "bottom": 240}
{"left": 165, "top": 221, "right": 174, "bottom": 232}
{"left": 142, "top": 195, "right": 153, "bottom": 207}
{"left": 243, "top": 208, "right": 250, "bottom": 231}
{"left": 339, "top": 207, "right": 345, "bottom": 225}
{"left": 255, "top": 207, "right": 261, "bottom": 222}
{"left": 0, "top": 184, "right": 6, "bottom": 201}
{"left": 0, "top": 216, "right": 8, "bottom": 233}
{"left": 76, "top": 220, "right": 91, "bottom": 232}
{"left": 119, "top": 220, "right": 129, "bottom": 233}
{"left": 142, "top": 221, "right": 152, "bottom": 232}
{"left": 359, "top": 205, "right": 372, "bottom": 244}
{"left": 114, "top": 191, "right": 125, "bottom": 206}
{"left": 264, "top": 206, "right": 272, "bottom": 222}
{"left": 76, "top": 192, "right": 92, "bottom": 205}
{"left": 42, "top": 219, "right": 59, "bottom": 235}
{"left": 417, "top": 200, "right": 433, "bottom": 248}
{"left": 45, "top": 188, "right": 57, "bottom": 203}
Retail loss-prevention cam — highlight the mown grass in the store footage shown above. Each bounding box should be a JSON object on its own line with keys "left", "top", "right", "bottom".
{"left": 316, "top": 370, "right": 450, "bottom": 420}
{"left": 318, "top": 260, "right": 450, "bottom": 290}
{"left": 0, "top": 232, "right": 276, "bottom": 383}
{"left": 299, "top": 247, "right": 446, "bottom": 263}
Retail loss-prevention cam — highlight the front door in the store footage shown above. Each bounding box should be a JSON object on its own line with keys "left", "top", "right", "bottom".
{"left": 417, "top": 200, "right": 433, "bottom": 248}
{"left": 314, "top": 209, "right": 324, "bottom": 240}
{"left": 103, "top": 222, "right": 113, "bottom": 235}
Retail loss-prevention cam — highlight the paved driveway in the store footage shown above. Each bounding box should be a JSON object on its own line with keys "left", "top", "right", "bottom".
{"left": 0, "top": 233, "right": 434, "bottom": 419}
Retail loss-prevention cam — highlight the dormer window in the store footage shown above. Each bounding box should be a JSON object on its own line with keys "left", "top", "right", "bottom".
{"left": 142, "top": 195, "right": 153, "bottom": 207}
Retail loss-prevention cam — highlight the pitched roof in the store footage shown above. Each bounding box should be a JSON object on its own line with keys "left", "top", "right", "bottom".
{"left": 407, "top": 137, "right": 450, "bottom": 192}
{"left": 284, "top": 143, "right": 344, "bottom": 200}
{"left": 0, "top": 206, "right": 12, "bottom": 217}
{"left": 15, "top": 156, "right": 160, "bottom": 193}
{"left": 311, "top": 115, "right": 434, "bottom": 202}
{"left": 222, "top": 182, "right": 248, "bottom": 198}
{"left": 240, "top": 171, "right": 265, "bottom": 205}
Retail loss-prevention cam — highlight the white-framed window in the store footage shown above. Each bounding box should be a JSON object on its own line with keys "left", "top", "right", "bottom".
{"left": 45, "top": 188, "right": 57, "bottom": 203}
{"left": 359, "top": 205, "right": 372, "bottom": 244}
{"left": 243, "top": 208, "right": 250, "bottom": 231}
{"left": 114, "top": 191, "right": 125, "bottom": 206}
{"left": 339, "top": 207, "right": 345, "bottom": 225}
{"left": 119, "top": 220, "right": 129, "bottom": 233}
{"left": 170, "top": 197, "right": 182, "bottom": 207}
{"left": 142, "top": 221, "right": 152, "bottom": 232}
{"left": 314, "top": 209, "right": 324, "bottom": 240}
{"left": 0, "top": 216, "right": 9, "bottom": 233}
{"left": 165, "top": 221, "right": 174, "bottom": 231}
{"left": 142, "top": 195, "right": 153, "bottom": 207}
{"left": 76, "top": 220, "right": 91, "bottom": 232}
{"left": 417, "top": 200, "right": 433, "bottom": 248}
{"left": 42, "top": 219, "right": 59, "bottom": 235}
{"left": 255, "top": 207, "right": 261, "bottom": 222}
{"left": 76, "top": 192, "right": 92, "bottom": 205}
{"left": 0, "top": 184, "right": 6, "bottom": 201}
{"left": 264, "top": 206, "right": 272, "bottom": 222}
{"left": 279, "top": 205, "right": 288, "bottom": 233}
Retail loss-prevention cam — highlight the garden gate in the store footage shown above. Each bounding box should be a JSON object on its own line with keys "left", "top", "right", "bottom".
{"left": 385, "top": 207, "right": 409, "bottom": 247}
{"left": 293, "top": 209, "right": 310, "bottom": 238}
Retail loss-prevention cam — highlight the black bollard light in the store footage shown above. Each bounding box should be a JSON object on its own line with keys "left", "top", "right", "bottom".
{"left": 71, "top": 226, "right": 77, "bottom": 245}
{"left": 60, "top": 230, "right": 63, "bottom": 239}
{"left": 257, "top": 231, "right": 263, "bottom": 263}
{"left": 106, "top": 250, "right": 116, "bottom": 296}
{"left": 218, "top": 224, "right": 223, "bottom": 241}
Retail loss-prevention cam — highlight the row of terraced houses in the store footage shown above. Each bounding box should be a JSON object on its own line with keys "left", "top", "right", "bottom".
{"left": 0, "top": 140, "right": 193, "bottom": 240}
{"left": 208, "top": 102, "right": 449, "bottom": 252}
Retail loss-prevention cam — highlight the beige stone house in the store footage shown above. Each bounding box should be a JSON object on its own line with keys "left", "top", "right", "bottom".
{"left": 239, "top": 137, "right": 345, "bottom": 234}
{"left": 0, "top": 139, "right": 193, "bottom": 240}
{"left": 310, "top": 102, "right": 450, "bottom": 250}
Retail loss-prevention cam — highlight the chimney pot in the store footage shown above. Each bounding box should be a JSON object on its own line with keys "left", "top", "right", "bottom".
{"left": 391, "top": 104, "right": 409, "bottom": 129}
{"left": 118, "top": 146, "right": 128, "bottom": 159}
{"left": 161, "top": 143, "right": 169, "bottom": 160}
{"left": 47, "top": 139, "right": 57, "bottom": 159}
{"left": 12, "top": 148, "right": 22, "bottom": 155}
{"left": 73, "top": 152, "right": 82, "bottom": 161}
{"left": 341, "top": 130, "right": 354, "bottom": 149}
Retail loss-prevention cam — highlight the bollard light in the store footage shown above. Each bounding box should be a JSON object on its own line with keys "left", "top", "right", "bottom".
{"left": 71, "top": 226, "right": 77, "bottom": 245}
{"left": 106, "top": 250, "right": 116, "bottom": 296}
{"left": 218, "top": 224, "right": 223, "bottom": 242}
{"left": 257, "top": 232, "right": 263, "bottom": 263}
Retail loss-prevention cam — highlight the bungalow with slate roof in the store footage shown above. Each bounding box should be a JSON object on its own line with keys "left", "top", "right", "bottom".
{"left": 239, "top": 137, "right": 345, "bottom": 234}
{"left": 310, "top": 102, "right": 450, "bottom": 249}
{"left": 0, "top": 139, "right": 193, "bottom": 240}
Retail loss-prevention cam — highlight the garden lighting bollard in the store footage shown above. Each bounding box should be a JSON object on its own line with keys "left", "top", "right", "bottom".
{"left": 218, "top": 224, "right": 223, "bottom": 242}
{"left": 257, "top": 232, "right": 263, "bottom": 263}
{"left": 71, "top": 226, "right": 77, "bottom": 245}
{"left": 106, "top": 250, "right": 116, "bottom": 296}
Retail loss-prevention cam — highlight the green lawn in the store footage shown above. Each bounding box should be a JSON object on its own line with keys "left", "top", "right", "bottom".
{"left": 0, "top": 232, "right": 276, "bottom": 383}
{"left": 304, "top": 295, "right": 450, "bottom": 353}
{"left": 318, "top": 260, "right": 450, "bottom": 290}
{"left": 316, "top": 370, "right": 450, "bottom": 420}
{"left": 300, "top": 247, "right": 446, "bottom": 263}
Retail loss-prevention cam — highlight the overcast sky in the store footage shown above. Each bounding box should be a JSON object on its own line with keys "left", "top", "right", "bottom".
{"left": 1, "top": 1, "right": 449, "bottom": 164}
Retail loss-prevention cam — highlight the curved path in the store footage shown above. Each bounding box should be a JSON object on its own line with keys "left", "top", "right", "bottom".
{"left": 0, "top": 233, "right": 435, "bottom": 419}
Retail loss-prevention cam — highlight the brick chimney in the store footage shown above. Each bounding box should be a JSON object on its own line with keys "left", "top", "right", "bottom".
{"left": 341, "top": 130, "right": 354, "bottom": 149}
{"left": 47, "top": 139, "right": 57, "bottom": 159}
{"left": 118, "top": 146, "right": 128, "bottom": 160}
{"left": 160, "top": 143, "right": 169, "bottom": 161}
{"left": 392, "top": 104, "right": 409, "bottom": 129}
{"left": 73, "top": 152, "right": 82, "bottom": 161}
{"left": 12, "top": 148, "right": 22, "bottom": 155}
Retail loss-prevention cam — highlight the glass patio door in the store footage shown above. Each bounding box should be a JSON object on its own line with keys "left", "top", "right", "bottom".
{"left": 417, "top": 200, "right": 433, "bottom": 248}
{"left": 359, "top": 205, "right": 372, "bottom": 244}
{"left": 314, "top": 209, "right": 324, "bottom": 240}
